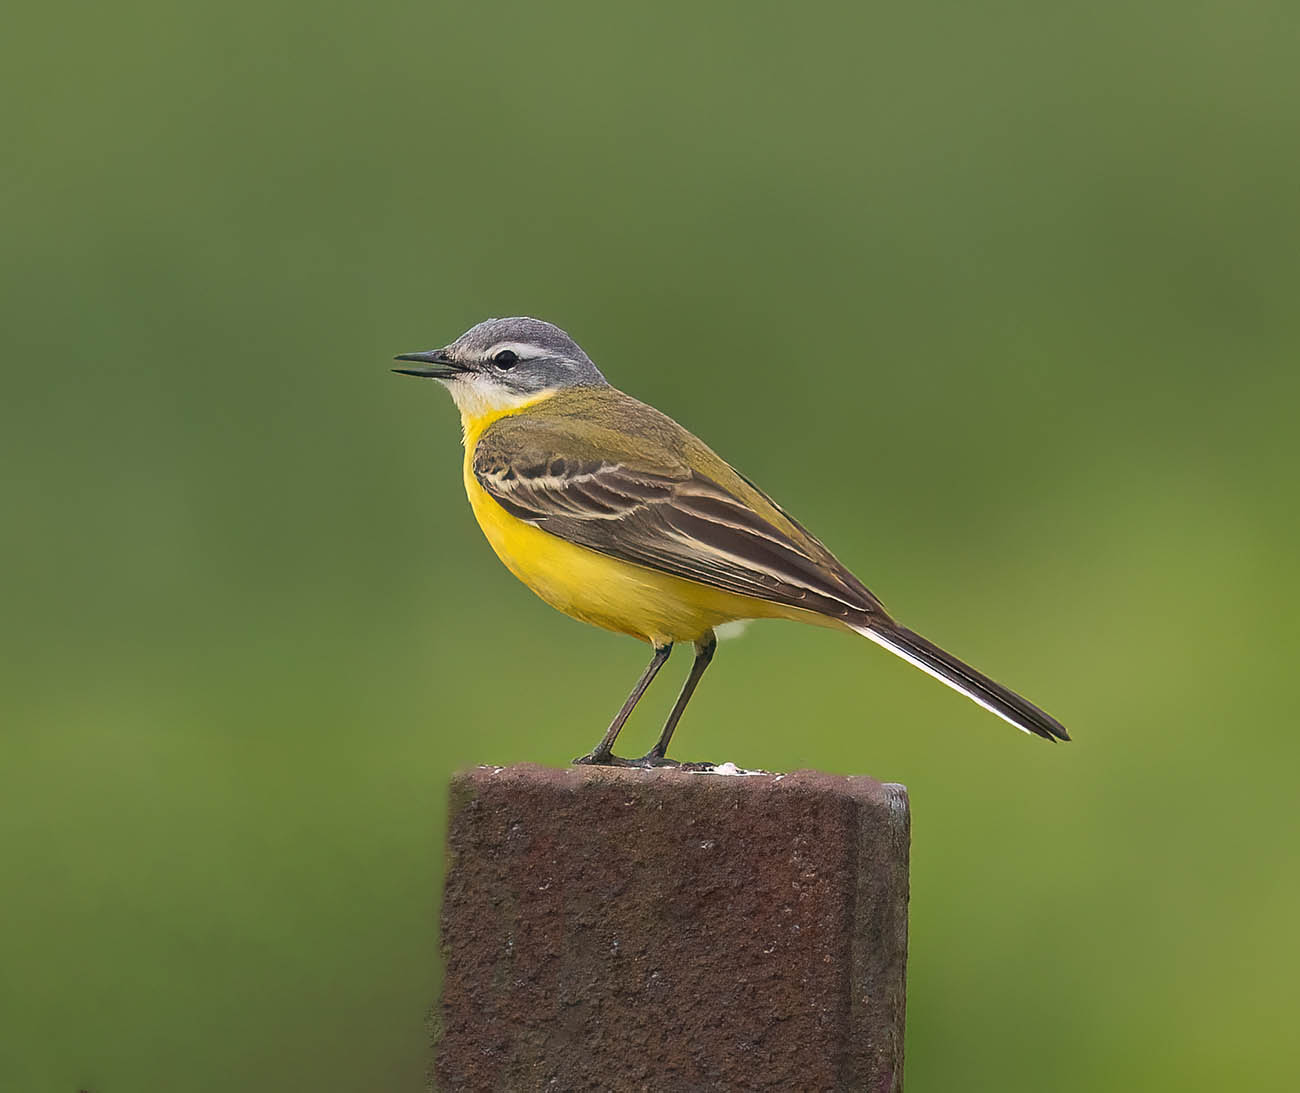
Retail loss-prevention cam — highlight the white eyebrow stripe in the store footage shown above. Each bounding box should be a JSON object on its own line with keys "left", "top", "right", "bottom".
{"left": 483, "top": 341, "right": 551, "bottom": 360}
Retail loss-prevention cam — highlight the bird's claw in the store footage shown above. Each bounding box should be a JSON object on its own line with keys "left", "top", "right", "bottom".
{"left": 572, "top": 752, "right": 709, "bottom": 770}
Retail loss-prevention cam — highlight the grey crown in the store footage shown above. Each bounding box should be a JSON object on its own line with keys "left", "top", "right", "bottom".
{"left": 448, "top": 317, "right": 608, "bottom": 393}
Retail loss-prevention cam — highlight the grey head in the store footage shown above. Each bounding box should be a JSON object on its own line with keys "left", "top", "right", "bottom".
{"left": 393, "top": 317, "right": 607, "bottom": 410}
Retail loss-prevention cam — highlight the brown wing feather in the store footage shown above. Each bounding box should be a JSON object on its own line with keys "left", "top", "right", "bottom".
{"left": 473, "top": 391, "right": 889, "bottom": 624}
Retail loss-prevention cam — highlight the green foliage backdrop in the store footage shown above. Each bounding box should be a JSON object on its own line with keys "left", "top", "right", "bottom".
{"left": 3, "top": 2, "right": 1297, "bottom": 1089}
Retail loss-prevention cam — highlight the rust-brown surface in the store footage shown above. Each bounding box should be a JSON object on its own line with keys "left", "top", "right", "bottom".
{"left": 436, "top": 764, "right": 909, "bottom": 1092}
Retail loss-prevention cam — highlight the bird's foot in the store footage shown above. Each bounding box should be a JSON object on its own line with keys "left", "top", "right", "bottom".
{"left": 572, "top": 750, "right": 625, "bottom": 767}
{"left": 571, "top": 751, "right": 713, "bottom": 771}
{"left": 632, "top": 754, "right": 717, "bottom": 771}
{"left": 631, "top": 752, "right": 681, "bottom": 769}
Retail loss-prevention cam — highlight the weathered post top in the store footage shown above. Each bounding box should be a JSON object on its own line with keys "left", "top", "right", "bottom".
{"left": 436, "top": 764, "right": 910, "bottom": 1092}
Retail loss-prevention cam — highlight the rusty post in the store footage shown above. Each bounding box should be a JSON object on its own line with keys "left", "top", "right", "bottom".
{"left": 435, "top": 764, "right": 909, "bottom": 1091}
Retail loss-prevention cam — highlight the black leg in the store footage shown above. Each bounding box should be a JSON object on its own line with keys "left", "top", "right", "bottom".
{"left": 642, "top": 630, "right": 717, "bottom": 765}
{"left": 574, "top": 644, "right": 673, "bottom": 766}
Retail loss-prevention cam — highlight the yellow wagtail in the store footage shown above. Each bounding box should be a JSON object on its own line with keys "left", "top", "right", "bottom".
{"left": 395, "top": 317, "right": 1069, "bottom": 765}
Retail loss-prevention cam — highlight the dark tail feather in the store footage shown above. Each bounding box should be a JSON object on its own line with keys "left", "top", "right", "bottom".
{"left": 851, "top": 622, "right": 1070, "bottom": 742}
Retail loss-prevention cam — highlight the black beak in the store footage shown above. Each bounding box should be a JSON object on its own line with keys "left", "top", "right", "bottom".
{"left": 392, "top": 348, "right": 468, "bottom": 379}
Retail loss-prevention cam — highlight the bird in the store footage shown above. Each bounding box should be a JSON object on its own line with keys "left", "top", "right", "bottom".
{"left": 394, "top": 316, "right": 1069, "bottom": 766}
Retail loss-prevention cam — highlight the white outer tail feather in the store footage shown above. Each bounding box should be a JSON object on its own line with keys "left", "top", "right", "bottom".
{"left": 849, "top": 622, "right": 1036, "bottom": 736}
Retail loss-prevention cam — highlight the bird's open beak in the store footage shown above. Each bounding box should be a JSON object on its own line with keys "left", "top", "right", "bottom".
{"left": 392, "top": 348, "right": 469, "bottom": 379}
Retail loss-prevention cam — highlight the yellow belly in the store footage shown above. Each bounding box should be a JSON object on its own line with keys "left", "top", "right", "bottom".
{"left": 459, "top": 401, "right": 799, "bottom": 645}
{"left": 466, "top": 467, "right": 802, "bottom": 644}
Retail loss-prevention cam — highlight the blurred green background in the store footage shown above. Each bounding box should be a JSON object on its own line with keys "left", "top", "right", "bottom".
{"left": 3, "top": 1, "right": 1297, "bottom": 1089}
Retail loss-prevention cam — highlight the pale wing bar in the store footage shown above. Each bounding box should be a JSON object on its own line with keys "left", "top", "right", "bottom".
{"left": 476, "top": 457, "right": 678, "bottom": 521}
{"left": 474, "top": 454, "right": 879, "bottom": 621}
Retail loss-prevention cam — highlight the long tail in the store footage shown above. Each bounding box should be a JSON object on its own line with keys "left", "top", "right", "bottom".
{"left": 849, "top": 621, "right": 1070, "bottom": 741}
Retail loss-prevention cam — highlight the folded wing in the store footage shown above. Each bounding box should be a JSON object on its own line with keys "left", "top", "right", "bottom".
{"left": 474, "top": 442, "right": 884, "bottom": 624}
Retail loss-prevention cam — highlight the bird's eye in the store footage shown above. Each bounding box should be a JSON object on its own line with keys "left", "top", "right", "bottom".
{"left": 493, "top": 350, "right": 518, "bottom": 369}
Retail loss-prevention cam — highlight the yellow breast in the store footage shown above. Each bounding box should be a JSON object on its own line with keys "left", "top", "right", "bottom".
{"left": 459, "top": 398, "right": 792, "bottom": 645}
